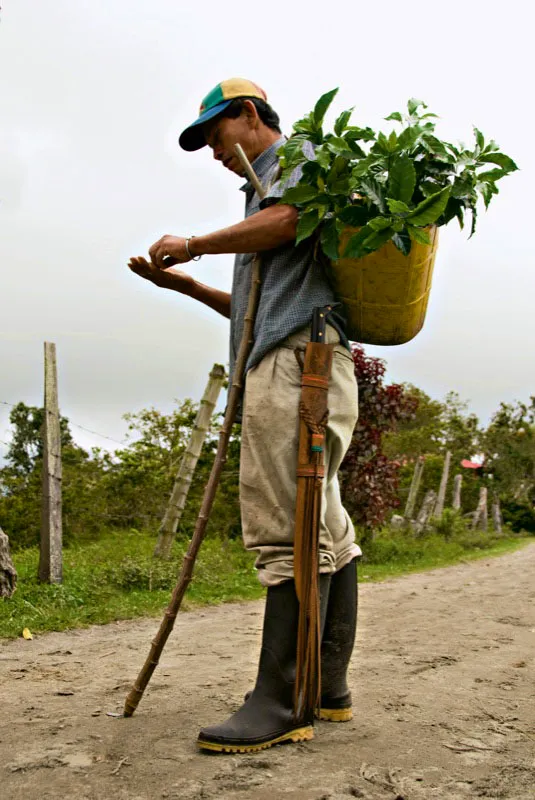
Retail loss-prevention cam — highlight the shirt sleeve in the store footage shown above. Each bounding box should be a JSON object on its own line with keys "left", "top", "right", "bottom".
{"left": 259, "top": 140, "right": 315, "bottom": 210}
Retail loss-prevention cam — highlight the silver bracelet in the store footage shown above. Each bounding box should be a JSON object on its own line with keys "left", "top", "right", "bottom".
{"left": 185, "top": 236, "right": 202, "bottom": 261}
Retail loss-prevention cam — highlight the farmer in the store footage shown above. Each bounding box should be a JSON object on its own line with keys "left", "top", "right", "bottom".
{"left": 128, "top": 78, "right": 360, "bottom": 753}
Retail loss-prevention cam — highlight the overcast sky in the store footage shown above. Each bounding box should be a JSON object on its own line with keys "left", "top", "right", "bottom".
{"left": 1, "top": 0, "right": 534, "bottom": 458}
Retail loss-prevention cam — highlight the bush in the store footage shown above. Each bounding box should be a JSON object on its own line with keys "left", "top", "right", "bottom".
{"left": 501, "top": 500, "right": 535, "bottom": 534}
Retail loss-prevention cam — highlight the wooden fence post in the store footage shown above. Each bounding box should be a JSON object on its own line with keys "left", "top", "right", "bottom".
{"left": 491, "top": 496, "right": 503, "bottom": 534}
{"left": 414, "top": 490, "right": 437, "bottom": 535}
{"left": 404, "top": 457, "right": 424, "bottom": 520}
{"left": 0, "top": 527, "right": 17, "bottom": 599}
{"left": 154, "top": 364, "right": 226, "bottom": 559}
{"left": 38, "top": 342, "right": 63, "bottom": 584}
{"left": 472, "top": 487, "right": 488, "bottom": 531}
{"left": 434, "top": 450, "right": 451, "bottom": 518}
{"left": 452, "top": 474, "right": 462, "bottom": 511}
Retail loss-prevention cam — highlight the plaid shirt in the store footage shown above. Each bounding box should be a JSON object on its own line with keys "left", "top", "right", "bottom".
{"left": 229, "top": 137, "right": 348, "bottom": 386}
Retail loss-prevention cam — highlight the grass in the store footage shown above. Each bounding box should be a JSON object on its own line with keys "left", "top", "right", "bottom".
{"left": 1, "top": 527, "right": 531, "bottom": 640}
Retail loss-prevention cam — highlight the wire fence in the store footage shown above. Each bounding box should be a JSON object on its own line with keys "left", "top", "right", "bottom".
{"left": 1, "top": 399, "right": 128, "bottom": 449}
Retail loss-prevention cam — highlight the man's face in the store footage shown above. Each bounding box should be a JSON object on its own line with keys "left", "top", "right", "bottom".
{"left": 203, "top": 109, "right": 256, "bottom": 176}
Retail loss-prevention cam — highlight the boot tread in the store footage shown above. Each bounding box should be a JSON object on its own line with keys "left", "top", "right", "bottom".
{"left": 197, "top": 725, "right": 314, "bottom": 753}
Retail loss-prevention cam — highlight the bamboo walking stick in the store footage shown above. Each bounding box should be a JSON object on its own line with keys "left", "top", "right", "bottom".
{"left": 124, "top": 144, "right": 265, "bottom": 717}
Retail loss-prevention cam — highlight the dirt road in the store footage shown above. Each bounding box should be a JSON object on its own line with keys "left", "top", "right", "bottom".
{"left": 1, "top": 544, "right": 534, "bottom": 800}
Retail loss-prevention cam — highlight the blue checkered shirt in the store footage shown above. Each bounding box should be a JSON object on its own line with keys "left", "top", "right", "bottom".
{"left": 229, "top": 137, "right": 348, "bottom": 387}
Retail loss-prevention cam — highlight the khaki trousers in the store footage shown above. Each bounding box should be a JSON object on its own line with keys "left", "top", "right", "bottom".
{"left": 240, "top": 325, "right": 361, "bottom": 587}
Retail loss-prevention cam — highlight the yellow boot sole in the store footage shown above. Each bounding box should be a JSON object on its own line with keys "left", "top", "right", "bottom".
{"left": 197, "top": 725, "right": 314, "bottom": 754}
{"left": 316, "top": 707, "right": 353, "bottom": 722}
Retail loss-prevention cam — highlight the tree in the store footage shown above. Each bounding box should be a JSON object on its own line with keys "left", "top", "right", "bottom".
{"left": 383, "top": 385, "right": 444, "bottom": 460}
{"left": 340, "top": 345, "right": 418, "bottom": 532}
{"left": 5, "top": 402, "right": 74, "bottom": 476}
{"left": 482, "top": 397, "right": 535, "bottom": 514}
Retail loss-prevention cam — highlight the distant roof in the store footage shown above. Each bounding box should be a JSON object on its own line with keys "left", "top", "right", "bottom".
{"left": 461, "top": 459, "right": 484, "bottom": 469}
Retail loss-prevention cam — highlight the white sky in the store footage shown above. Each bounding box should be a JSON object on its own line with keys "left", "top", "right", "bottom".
{"left": 1, "top": 0, "right": 534, "bottom": 458}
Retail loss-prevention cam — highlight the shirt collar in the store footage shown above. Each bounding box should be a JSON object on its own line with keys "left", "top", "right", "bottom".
{"left": 239, "top": 135, "right": 287, "bottom": 194}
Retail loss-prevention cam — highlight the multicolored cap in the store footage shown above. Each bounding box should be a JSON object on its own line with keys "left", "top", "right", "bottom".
{"left": 178, "top": 78, "right": 268, "bottom": 151}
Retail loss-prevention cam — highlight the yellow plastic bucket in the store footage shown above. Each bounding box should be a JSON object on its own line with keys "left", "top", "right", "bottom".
{"left": 330, "top": 226, "right": 439, "bottom": 345}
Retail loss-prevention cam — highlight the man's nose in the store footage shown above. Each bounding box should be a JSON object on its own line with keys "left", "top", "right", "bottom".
{"left": 213, "top": 148, "right": 223, "bottom": 162}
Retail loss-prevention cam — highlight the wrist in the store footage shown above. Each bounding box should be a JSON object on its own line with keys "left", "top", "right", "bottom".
{"left": 186, "top": 236, "right": 202, "bottom": 260}
{"left": 165, "top": 270, "right": 195, "bottom": 295}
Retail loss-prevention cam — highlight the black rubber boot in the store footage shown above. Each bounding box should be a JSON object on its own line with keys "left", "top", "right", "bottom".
{"left": 197, "top": 575, "right": 331, "bottom": 753}
{"left": 317, "top": 557, "right": 358, "bottom": 722}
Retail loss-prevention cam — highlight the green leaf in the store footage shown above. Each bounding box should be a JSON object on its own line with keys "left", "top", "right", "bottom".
{"left": 392, "top": 230, "right": 412, "bottom": 255}
{"left": 473, "top": 127, "right": 485, "bottom": 150}
{"left": 373, "top": 131, "right": 398, "bottom": 155}
{"left": 422, "top": 134, "right": 451, "bottom": 159}
{"left": 338, "top": 205, "right": 370, "bottom": 226}
{"left": 407, "top": 98, "right": 426, "bottom": 115}
{"left": 407, "top": 225, "right": 431, "bottom": 245}
{"left": 405, "top": 186, "right": 451, "bottom": 226}
{"left": 397, "top": 125, "right": 423, "bottom": 151}
{"left": 345, "top": 126, "right": 376, "bottom": 142}
{"left": 320, "top": 218, "right": 341, "bottom": 260}
{"left": 361, "top": 227, "right": 395, "bottom": 251}
{"left": 315, "top": 146, "right": 332, "bottom": 170}
{"left": 368, "top": 216, "right": 393, "bottom": 231}
{"left": 329, "top": 178, "right": 351, "bottom": 195}
{"left": 313, "top": 88, "right": 339, "bottom": 128}
{"left": 387, "top": 198, "right": 411, "bottom": 214}
{"left": 352, "top": 153, "right": 383, "bottom": 178}
{"left": 469, "top": 206, "right": 477, "bottom": 238}
{"left": 334, "top": 108, "right": 353, "bottom": 136}
{"left": 343, "top": 224, "right": 375, "bottom": 258}
{"left": 419, "top": 180, "right": 441, "bottom": 197}
{"left": 302, "top": 160, "right": 322, "bottom": 183}
{"left": 358, "top": 178, "right": 387, "bottom": 213}
{"left": 477, "top": 168, "right": 509, "bottom": 182}
{"left": 326, "top": 137, "right": 355, "bottom": 157}
{"left": 385, "top": 111, "right": 403, "bottom": 123}
{"left": 388, "top": 154, "right": 416, "bottom": 203}
{"left": 296, "top": 209, "right": 321, "bottom": 244}
{"left": 280, "top": 185, "right": 321, "bottom": 205}
{"left": 478, "top": 152, "right": 518, "bottom": 172}
{"left": 480, "top": 181, "right": 499, "bottom": 209}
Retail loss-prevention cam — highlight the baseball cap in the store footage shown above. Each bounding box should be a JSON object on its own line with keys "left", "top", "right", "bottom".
{"left": 179, "top": 78, "right": 268, "bottom": 152}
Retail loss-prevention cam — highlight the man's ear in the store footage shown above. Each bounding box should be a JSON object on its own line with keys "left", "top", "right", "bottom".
{"left": 242, "top": 99, "right": 260, "bottom": 129}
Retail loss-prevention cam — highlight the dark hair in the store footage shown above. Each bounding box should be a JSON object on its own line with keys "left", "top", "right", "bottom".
{"left": 221, "top": 97, "right": 282, "bottom": 133}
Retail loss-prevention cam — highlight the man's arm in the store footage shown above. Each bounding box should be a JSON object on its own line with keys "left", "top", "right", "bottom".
{"left": 128, "top": 258, "right": 231, "bottom": 319}
{"left": 148, "top": 204, "right": 298, "bottom": 268}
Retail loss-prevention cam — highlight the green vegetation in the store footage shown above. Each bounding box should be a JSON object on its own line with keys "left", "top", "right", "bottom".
{"left": 277, "top": 90, "right": 518, "bottom": 257}
{"left": 0, "top": 523, "right": 529, "bottom": 639}
{"left": 0, "top": 531, "right": 264, "bottom": 639}
{"left": 1, "top": 364, "right": 533, "bottom": 642}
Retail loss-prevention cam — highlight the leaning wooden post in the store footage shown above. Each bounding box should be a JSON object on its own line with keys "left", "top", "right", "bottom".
{"left": 413, "top": 490, "right": 437, "bottom": 535}
{"left": 154, "top": 364, "right": 226, "bottom": 559}
{"left": 0, "top": 527, "right": 17, "bottom": 599}
{"left": 404, "top": 456, "right": 424, "bottom": 520}
{"left": 38, "top": 342, "right": 63, "bottom": 584}
{"left": 433, "top": 450, "right": 451, "bottom": 518}
{"left": 124, "top": 144, "right": 265, "bottom": 717}
{"left": 472, "top": 486, "right": 488, "bottom": 531}
{"left": 452, "top": 474, "right": 462, "bottom": 511}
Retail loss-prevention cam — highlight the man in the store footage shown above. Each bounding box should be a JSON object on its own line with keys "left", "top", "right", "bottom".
{"left": 128, "top": 78, "right": 360, "bottom": 754}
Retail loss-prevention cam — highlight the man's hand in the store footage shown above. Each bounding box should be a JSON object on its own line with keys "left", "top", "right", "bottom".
{"left": 128, "top": 256, "right": 194, "bottom": 294}
{"left": 148, "top": 235, "right": 194, "bottom": 268}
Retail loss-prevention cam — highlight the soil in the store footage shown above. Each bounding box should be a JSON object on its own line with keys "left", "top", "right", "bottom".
{"left": 1, "top": 543, "right": 534, "bottom": 800}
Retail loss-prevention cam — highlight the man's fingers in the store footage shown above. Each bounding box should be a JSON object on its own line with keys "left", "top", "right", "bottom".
{"left": 128, "top": 256, "right": 152, "bottom": 278}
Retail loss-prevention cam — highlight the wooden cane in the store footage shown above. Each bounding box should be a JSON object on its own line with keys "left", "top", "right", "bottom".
{"left": 123, "top": 145, "right": 265, "bottom": 717}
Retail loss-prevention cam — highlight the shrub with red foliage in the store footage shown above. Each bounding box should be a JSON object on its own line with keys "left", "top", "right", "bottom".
{"left": 340, "top": 344, "right": 418, "bottom": 530}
